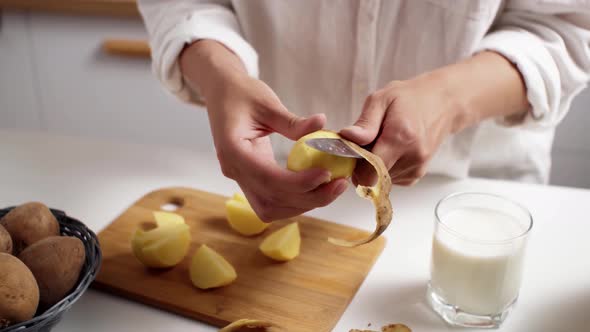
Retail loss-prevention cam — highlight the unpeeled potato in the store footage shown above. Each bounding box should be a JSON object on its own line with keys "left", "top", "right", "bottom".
{"left": 18, "top": 236, "right": 85, "bottom": 309}
{"left": 0, "top": 202, "right": 60, "bottom": 255}
{"left": 0, "top": 224, "right": 12, "bottom": 254}
{"left": 0, "top": 253, "right": 39, "bottom": 328}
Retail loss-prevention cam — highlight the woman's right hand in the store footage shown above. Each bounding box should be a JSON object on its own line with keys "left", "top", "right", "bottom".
{"left": 180, "top": 40, "right": 349, "bottom": 221}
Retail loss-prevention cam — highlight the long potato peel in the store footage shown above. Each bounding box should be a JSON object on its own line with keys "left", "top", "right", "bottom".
{"left": 328, "top": 139, "right": 393, "bottom": 247}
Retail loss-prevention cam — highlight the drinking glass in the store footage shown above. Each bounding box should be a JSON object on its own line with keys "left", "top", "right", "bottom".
{"left": 427, "top": 192, "right": 533, "bottom": 328}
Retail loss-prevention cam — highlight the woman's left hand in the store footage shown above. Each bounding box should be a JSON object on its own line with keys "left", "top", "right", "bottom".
{"left": 340, "top": 73, "right": 467, "bottom": 186}
{"left": 340, "top": 52, "right": 529, "bottom": 186}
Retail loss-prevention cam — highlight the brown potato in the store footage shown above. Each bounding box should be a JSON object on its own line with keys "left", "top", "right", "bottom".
{"left": 0, "top": 202, "right": 60, "bottom": 254}
{"left": 18, "top": 236, "right": 85, "bottom": 309}
{"left": 0, "top": 224, "right": 12, "bottom": 254}
{"left": 0, "top": 253, "right": 40, "bottom": 328}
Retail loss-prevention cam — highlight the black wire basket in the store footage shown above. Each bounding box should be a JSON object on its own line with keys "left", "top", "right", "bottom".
{"left": 0, "top": 207, "right": 102, "bottom": 332}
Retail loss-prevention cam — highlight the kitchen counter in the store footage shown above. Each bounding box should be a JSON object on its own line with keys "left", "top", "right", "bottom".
{"left": 1, "top": 129, "right": 589, "bottom": 332}
{"left": 0, "top": 0, "right": 139, "bottom": 17}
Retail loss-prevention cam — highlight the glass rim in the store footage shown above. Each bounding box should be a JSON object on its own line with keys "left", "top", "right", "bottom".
{"left": 434, "top": 192, "right": 533, "bottom": 245}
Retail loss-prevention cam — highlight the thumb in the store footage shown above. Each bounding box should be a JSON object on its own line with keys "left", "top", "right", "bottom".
{"left": 265, "top": 106, "right": 326, "bottom": 140}
{"left": 339, "top": 94, "right": 388, "bottom": 146}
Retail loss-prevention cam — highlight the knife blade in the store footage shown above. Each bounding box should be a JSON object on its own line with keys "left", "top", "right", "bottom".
{"left": 304, "top": 138, "right": 363, "bottom": 158}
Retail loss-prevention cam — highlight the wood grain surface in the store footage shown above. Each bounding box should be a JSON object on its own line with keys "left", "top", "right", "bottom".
{"left": 0, "top": 0, "right": 139, "bottom": 17}
{"left": 102, "top": 39, "right": 150, "bottom": 58}
{"left": 93, "top": 187, "right": 386, "bottom": 331}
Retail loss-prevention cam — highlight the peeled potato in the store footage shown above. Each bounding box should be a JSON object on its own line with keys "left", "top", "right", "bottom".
{"left": 287, "top": 130, "right": 393, "bottom": 247}
{"left": 153, "top": 211, "right": 186, "bottom": 226}
{"left": 259, "top": 223, "right": 300, "bottom": 262}
{"left": 131, "top": 211, "right": 191, "bottom": 268}
{"left": 226, "top": 193, "right": 270, "bottom": 236}
{"left": 287, "top": 130, "right": 357, "bottom": 180}
{"left": 190, "top": 244, "right": 237, "bottom": 290}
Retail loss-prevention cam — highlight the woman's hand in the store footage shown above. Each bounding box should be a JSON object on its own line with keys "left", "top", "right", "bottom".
{"left": 180, "top": 40, "right": 349, "bottom": 221}
{"left": 341, "top": 52, "right": 528, "bottom": 186}
{"left": 340, "top": 76, "right": 462, "bottom": 186}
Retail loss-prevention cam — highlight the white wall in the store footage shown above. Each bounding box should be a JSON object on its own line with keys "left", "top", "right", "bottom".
{"left": 0, "top": 11, "right": 588, "bottom": 188}
{"left": 0, "top": 11, "right": 42, "bottom": 129}
{"left": 0, "top": 11, "right": 214, "bottom": 153}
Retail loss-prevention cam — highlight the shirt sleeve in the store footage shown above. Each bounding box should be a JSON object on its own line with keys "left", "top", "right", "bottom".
{"left": 137, "top": 0, "right": 259, "bottom": 104}
{"left": 474, "top": 0, "right": 590, "bottom": 129}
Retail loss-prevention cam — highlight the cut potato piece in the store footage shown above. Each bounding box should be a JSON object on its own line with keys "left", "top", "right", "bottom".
{"left": 259, "top": 223, "right": 300, "bottom": 261}
{"left": 190, "top": 244, "right": 237, "bottom": 289}
{"left": 231, "top": 193, "right": 248, "bottom": 204}
{"left": 154, "top": 211, "right": 186, "bottom": 226}
{"left": 219, "top": 319, "right": 277, "bottom": 332}
{"left": 131, "top": 212, "right": 191, "bottom": 268}
{"left": 226, "top": 193, "right": 270, "bottom": 236}
{"left": 287, "top": 130, "right": 356, "bottom": 180}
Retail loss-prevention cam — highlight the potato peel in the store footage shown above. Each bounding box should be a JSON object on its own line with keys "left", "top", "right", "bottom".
{"left": 381, "top": 324, "right": 412, "bottom": 332}
{"left": 328, "top": 139, "right": 393, "bottom": 247}
{"left": 349, "top": 323, "right": 411, "bottom": 332}
{"left": 219, "top": 319, "right": 277, "bottom": 332}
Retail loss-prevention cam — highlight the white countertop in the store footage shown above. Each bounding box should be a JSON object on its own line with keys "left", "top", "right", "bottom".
{"left": 1, "top": 129, "right": 589, "bottom": 332}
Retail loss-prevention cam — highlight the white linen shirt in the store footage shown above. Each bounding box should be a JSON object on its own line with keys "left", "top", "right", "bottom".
{"left": 138, "top": 0, "right": 590, "bottom": 184}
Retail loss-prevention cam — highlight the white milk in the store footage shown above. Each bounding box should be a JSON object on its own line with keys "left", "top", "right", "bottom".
{"left": 430, "top": 207, "right": 527, "bottom": 315}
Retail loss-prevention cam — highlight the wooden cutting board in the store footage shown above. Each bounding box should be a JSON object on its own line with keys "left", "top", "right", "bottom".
{"left": 93, "top": 187, "right": 386, "bottom": 331}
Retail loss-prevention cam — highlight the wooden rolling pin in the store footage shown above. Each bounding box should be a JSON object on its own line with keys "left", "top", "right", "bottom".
{"left": 102, "top": 39, "right": 151, "bottom": 58}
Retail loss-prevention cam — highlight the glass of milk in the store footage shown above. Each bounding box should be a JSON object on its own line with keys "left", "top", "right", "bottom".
{"left": 427, "top": 192, "right": 533, "bottom": 328}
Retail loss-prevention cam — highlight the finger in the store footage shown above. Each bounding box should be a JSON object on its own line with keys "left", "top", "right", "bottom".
{"left": 262, "top": 106, "right": 326, "bottom": 140}
{"left": 339, "top": 92, "right": 392, "bottom": 145}
{"left": 388, "top": 152, "right": 428, "bottom": 180}
{"left": 246, "top": 164, "right": 332, "bottom": 194}
{"left": 252, "top": 200, "right": 309, "bottom": 222}
{"left": 390, "top": 165, "right": 418, "bottom": 181}
{"left": 352, "top": 160, "right": 377, "bottom": 186}
{"left": 352, "top": 131, "right": 404, "bottom": 186}
{"left": 391, "top": 166, "right": 427, "bottom": 186}
{"left": 240, "top": 187, "right": 308, "bottom": 222}
{"left": 392, "top": 178, "right": 420, "bottom": 186}
{"left": 235, "top": 140, "right": 332, "bottom": 193}
{"left": 282, "top": 178, "right": 349, "bottom": 209}
{"left": 371, "top": 134, "right": 404, "bottom": 171}
{"left": 388, "top": 158, "right": 419, "bottom": 180}
{"left": 243, "top": 179, "right": 347, "bottom": 220}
